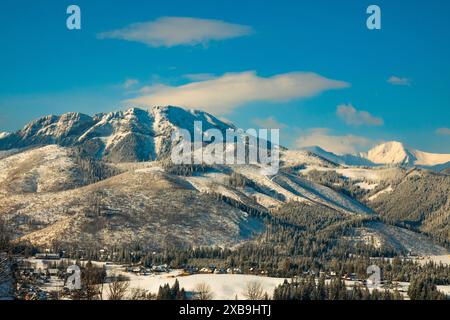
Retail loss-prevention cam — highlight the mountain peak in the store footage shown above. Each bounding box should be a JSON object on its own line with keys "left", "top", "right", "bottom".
{"left": 365, "top": 141, "right": 414, "bottom": 165}
{"left": 0, "top": 132, "right": 10, "bottom": 139}
{"left": 360, "top": 141, "right": 450, "bottom": 169}
{"left": 0, "top": 105, "right": 237, "bottom": 162}
{"left": 375, "top": 141, "right": 405, "bottom": 148}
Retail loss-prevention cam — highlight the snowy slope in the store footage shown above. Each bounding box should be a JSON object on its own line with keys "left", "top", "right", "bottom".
{"left": 231, "top": 165, "right": 373, "bottom": 215}
{"left": 281, "top": 149, "right": 339, "bottom": 168}
{"left": 5, "top": 170, "right": 265, "bottom": 249}
{"left": 411, "top": 149, "right": 450, "bottom": 167}
{"left": 301, "top": 146, "right": 374, "bottom": 166}
{"left": 354, "top": 221, "right": 448, "bottom": 256}
{"left": 0, "top": 145, "right": 86, "bottom": 194}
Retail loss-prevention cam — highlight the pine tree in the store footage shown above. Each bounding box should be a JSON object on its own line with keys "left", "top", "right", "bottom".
{"left": 171, "top": 279, "right": 180, "bottom": 299}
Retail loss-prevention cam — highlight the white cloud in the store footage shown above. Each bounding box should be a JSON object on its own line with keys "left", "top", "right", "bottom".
{"left": 252, "top": 116, "right": 288, "bottom": 129}
{"left": 295, "top": 128, "right": 373, "bottom": 154}
{"left": 98, "top": 17, "right": 253, "bottom": 47}
{"left": 183, "top": 73, "right": 217, "bottom": 81}
{"left": 138, "top": 84, "right": 172, "bottom": 95}
{"left": 388, "top": 76, "right": 411, "bottom": 86}
{"left": 337, "top": 104, "right": 384, "bottom": 126}
{"left": 123, "top": 78, "right": 139, "bottom": 89}
{"left": 128, "top": 71, "right": 349, "bottom": 114}
{"left": 436, "top": 128, "right": 450, "bottom": 136}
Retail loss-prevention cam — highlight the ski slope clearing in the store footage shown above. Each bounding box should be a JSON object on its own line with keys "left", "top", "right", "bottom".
{"left": 356, "top": 222, "right": 448, "bottom": 256}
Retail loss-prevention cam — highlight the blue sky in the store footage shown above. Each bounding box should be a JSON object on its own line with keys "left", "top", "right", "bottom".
{"left": 1, "top": 0, "right": 450, "bottom": 153}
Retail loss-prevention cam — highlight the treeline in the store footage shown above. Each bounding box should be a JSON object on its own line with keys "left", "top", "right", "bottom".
{"left": 299, "top": 168, "right": 450, "bottom": 249}
{"left": 273, "top": 276, "right": 404, "bottom": 300}
{"left": 71, "top": 147, "right": 120, "bottom": 184}
{"left": 160, "top": 158, "right": 212, "bottom": 176}
{"left": 0, "top": 216, "right": 11, "bottom": 251}
{"left": 39, "top": 199, "right": 419, "bottom": 281}
{"left": 408, "top": 275, "right": 448, "bottom": 300}
{"left": 302, "top": 169, "right": 370, "bottom": 200}
{"left": 51, "top": 240, "right": 450, "bottom": 288}
{"left": 367, "top": 173, "right": 450, "bottom": 248}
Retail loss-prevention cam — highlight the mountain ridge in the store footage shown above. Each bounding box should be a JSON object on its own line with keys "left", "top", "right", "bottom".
{"left": 300, "top": 142, "right": 450, "bottom": 170}
{"left": 3, "top": 107, "right": 449, "bottom": 170}
{"left": 0, "top": 106, "right": 234, "bottom": 163}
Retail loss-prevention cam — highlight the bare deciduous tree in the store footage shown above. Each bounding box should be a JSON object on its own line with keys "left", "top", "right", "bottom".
{"left": 195, "top": 282, "right": 214, "bottom": 300}
{"left": 129, "top": 287, "right": 155, "bottom": 300}
{"left": 243, "top": 281, "right": 265, "bottom": 300}
{"left": 107, "top": 276, "right": 130, "bottom": 300}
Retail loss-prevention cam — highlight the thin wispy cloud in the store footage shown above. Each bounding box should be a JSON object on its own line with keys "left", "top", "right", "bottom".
{"left": 252, "top": 116, "right": 288, "bottom": 129}
{"left": 295, "top": 128, "right": 373, "bottom": 154}
{"left": 388, "top": 76, "right": 411, "bottom": 86}
{"left": 337, "top": 104, "right": 384, "bottom": 126}
{"left": 128, "top": 71, "right": 349, "bottom": 114}
{"left": 123, "top": 78, "right": 139, "bottom": 89}
{"left": 436, "top": 127, "right": 450, "bottom": 136}
{"left": 98, "top": 17, "right": 253, "bottom": 47}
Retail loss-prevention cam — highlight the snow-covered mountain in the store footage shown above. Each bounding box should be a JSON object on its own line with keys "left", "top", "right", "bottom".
{"left": 0, "top": 106, "right": 448, "bottom": 255}
{"left": 5, "top": 106, "right": 448, "bottom": 170}
{"left": 0, "top": 106, "right": 234, "bottom": 162}
{"left": 301, "top": 142, "right": 450, "bottom": 170}
{"left": 0, "top": 132, "right": 10, "bottom": 139}
{"left": 2, "top": 141, "right": 447, "bottom": 255}
{"left": 301, "top": 146, "right": 375, "bottom": 167}
{"left": 361, "top": 141, "right": 450, "bottom": 168}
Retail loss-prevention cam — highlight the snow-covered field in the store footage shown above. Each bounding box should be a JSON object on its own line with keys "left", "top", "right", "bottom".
{"left": 24, "top": 259, "right": 287, "bottom": 299}
{"left": 101, "top": 262, "right": 450, "bottom": 299}
{"left": 106, "top": 267, "right": 287, "bottom": 300}
{"left": 22, "top": 258, "right": 450, "bottom": 299}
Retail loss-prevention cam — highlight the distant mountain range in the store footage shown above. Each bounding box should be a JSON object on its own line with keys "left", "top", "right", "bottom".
{"left": 2, "top": 106, "right": 449, "bottom": 170}
{"left": 302, "top": 142, "right": 450, "bottom": 171}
